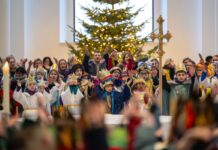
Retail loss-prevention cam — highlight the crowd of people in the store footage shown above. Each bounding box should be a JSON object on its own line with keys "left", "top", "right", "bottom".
{"left": 0, "top": 49, "right": 218, "bottom": 149}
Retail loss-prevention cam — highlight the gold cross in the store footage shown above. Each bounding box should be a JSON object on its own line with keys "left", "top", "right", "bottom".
{"left": 150, "top": 15, "right": 172, "bottom": 114}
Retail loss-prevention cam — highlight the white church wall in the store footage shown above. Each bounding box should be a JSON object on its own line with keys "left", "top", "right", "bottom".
{"left": 202, "top": 0, "right": 218, "bottom": 57}
{"left": 10, "top": 0, "right": 25, "bottom": 60}
{"left": 0, "top": 0, "right": 10, "bottom": 58}
{"left": 165, "top": 0, "right": 203, "bottom": 64}
{"left": 24, "top": 0, "right": 69, "bottom": 60}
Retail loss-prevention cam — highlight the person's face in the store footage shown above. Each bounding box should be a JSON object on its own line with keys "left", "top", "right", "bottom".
{"left": 44, "top": 58, "right": 51, "bottom": 67}
{"left": 37, "top": 72, "right": 43, "bottom": 80}
{"left": 124, "top": 54, "right": 130, "bottom": 63}
{"left": 176, "top": 72, "right": 186, "bottom": 82}
{"left": 112, "top": 70, "right": 121, "bottom": 80}
{"left": 59, "top": 60, "right": 67, "bottom": 70}
{"left": 136, "top": 82, "right": 146, "bottom": 92}
{"left": 35, "top": 60, "right": 42, "bottom": 68}
{"left": 215, "top": 65, "right": 218, "bottom": 74}
{"left": 169, "top": 60, "right": 175, "bottom": 68}
{"left": 213, "top": 56, "right": 218, "bottom": 62}
{"left": 94, "top": 52, "right": 101, "bottom": 62}
{"left": 183, "top": 59, "right": 190, "bottom": 66}
{"left": 139, "top": 71, "right": 149, "bottom": 80}
{"left": 38, "top": 86, "right": 44, "bottom": 93}
{"left": 9, "top": 58, "right": 16, "bottom": 69}
{"left": 75, "top": 68, "right": 83, "bottom": 78}
{"left": 209, "top": 58, "right": 213, "bottom": 64}
{"left": 151, "top": 68, "right": 158, "bottom": 77}
{"left": 28, "top": 83, "right": 36, "bottom": 91}
{"left": 185, "top": 62, "right": 194, "bottom": 70}
{"left": 151, "top": 60, "right": 159, "bottom": 68}
{"left": 15, "top": 72, "right": 22, "bottom": 79}
{"left": 105, "top": 84, "right": 113, "bottom": 93}
{"left": 196, "top": 68, "right": 203, "bottom": 77}
{"left": 49, "top": 71, "right": 58, "bottom": 82}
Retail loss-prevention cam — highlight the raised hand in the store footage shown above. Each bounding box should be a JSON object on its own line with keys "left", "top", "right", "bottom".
{"left": 104, "top": 47, "right": 109, "bottom": 54}
{"left": 17, "top": 80, "right": 22, "bottom": 87}
{"left": 28, "top": 60, "right": 33, "bottom": 67}
{"left": 85, "top": 48, "right": 90, "bottom": 56}
{"left": 53, "top": 57, "right": 58, "bottom": 64}
{"left": 88, "top": 80, "right": 94, "bottom": 88}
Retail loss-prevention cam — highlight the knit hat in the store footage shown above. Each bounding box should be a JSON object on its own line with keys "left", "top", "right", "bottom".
{"left": 98, "top": 69, "right": 113, "bottom": 88}
{"left": 110, "top": 66, "right": 122, "bottom": 74}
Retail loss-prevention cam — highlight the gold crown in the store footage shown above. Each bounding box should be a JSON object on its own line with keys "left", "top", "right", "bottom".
{"left": 132, "top": 78, "right": 146, "bottom": 88}
{"left": 175, "top": 64, "right": 186, "bottom": 73}
{"left": 97, "top": 69, "right": 111, "bottom": 81}
{"left": 67, "top": 73, "right": 78, "bottom": 83}
{"left": 27, "top": 75, "right": 36, "bottom": 85}
{"left": 51, "top": 63, "right": 58, "bottom": 71}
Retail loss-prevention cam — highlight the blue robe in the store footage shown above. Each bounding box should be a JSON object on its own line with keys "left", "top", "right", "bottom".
{"left": 101, "top": 90, "right": 124, "bottom": 114}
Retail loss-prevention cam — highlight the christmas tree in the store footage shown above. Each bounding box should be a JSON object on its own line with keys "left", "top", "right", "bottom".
{"left": 67, "top": 0, "right": 155, "bottom": 61}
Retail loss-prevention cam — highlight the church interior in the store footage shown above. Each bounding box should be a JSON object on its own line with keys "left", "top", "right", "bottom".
{"left": 0, "top": 0, "right": 218, "bottom": 149}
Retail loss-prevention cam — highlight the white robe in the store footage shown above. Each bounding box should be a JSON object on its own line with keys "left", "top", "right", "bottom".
{"left": 50, "top": 82, "right": 65, "bottom": 105}
{"left": 13, "top": 89, "right": 43, "bottom": 120}
{"left": 41, "top": 90, "right": 52, "bottom": 115}
{"left": 61, "top": 87, "right": 84, "bottom": 116}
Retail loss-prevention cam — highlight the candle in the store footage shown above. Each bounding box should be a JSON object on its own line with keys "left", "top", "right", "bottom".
{"left": 2, "top": 62, "right": 10, "bottom": 115}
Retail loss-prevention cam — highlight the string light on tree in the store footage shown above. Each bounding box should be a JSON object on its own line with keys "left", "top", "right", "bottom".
{"left": 67, "top": 0, "right": 157, "bottom": 60}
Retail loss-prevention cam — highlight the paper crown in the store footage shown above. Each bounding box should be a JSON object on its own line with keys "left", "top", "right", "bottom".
{"left": 110, "top": 66, "right": 122, "bottom": 74}
{"left": 67, "top": 73, "right": 78, "bottom": 83}
{"left": 175, "top": 64, "right": 186, "bottom": 73}
{"left": 98, "top": 69, "right": 112, "bottom": 82}
{"left": 26, "top": 75, "right": 36, "bottom": 85}
{"left": 196, "top": 63, "right": 205, "bottom": 69}
{"left": 37, "top": 79, "right": 46, "bottom": 87}
{"left": 132, "top": 78, "right": 146, "bottom": 88}
{"left": 51, "top": 63, "right": 58, "bottom": 71}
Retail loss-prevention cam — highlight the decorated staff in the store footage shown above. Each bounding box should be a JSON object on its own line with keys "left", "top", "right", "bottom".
{"left": 150, "top": 15, "right": 172, "bottom": 113}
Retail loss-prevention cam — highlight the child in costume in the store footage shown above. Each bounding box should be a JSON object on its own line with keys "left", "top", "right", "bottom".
{"left": 79, "top": 72, "right": 94, "bottom": 100}
{"left": 61, "top": 74, "right": 84, "bottom": 116}
{"left": 163, "top": 64, "right": 192, "bottom": 115}
{"left": 48, "top": 64, "right": 65, "bottom": 115}
{"left": 13, "top": 75, "right": 45, "bottom": 120}
{"left": 110, "top": 66, "right": 123, "bottom": 92}
{"left": 98, "top": 69, "right": 124, "bottom": 114}
{"left": 10, "top": 66, "right": 27, "bottom": 92}
{"left": 37, "top": 79, "right": 52, "bottom": 116}
{"left": 35, "top": 66, "right": 46, "bottom": 83}
{"left": 137, "top": 63, "right": 153, "bottom": 95}
{"left": 195, "top": 63, "right": 211, "bottom": 100}
{"left": 131, "top": 77, "right": 153, "bottom": 111}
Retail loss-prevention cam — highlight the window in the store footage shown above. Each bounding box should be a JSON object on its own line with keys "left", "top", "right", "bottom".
{"left": 74, "top": 0, "right": 154, "bottom": 41}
